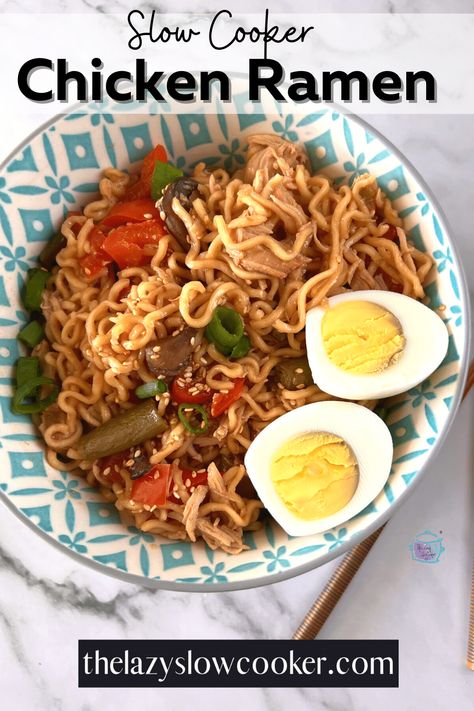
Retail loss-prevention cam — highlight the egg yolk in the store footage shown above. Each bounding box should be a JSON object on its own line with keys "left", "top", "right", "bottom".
{"left": 321, "top": 300, "right": 405, "bottom": 374}
{"left": 270, "top": 432, "right": 359, "bottom": 520}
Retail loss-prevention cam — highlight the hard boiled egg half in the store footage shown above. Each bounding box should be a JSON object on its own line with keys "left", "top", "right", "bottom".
{"left": 305, "top": 291, "right": 449, "bottom": 400}
{"left": 244, "top": 401, "right": 392, "bottom": 536}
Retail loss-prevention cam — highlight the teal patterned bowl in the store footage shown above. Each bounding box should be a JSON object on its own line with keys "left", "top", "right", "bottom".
{"left": 0, "top": 101, "right": 469, "bottom": 590}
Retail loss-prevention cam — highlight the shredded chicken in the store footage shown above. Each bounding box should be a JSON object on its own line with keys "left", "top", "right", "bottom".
{"left": 231, "top": 242, "right": 309, "bottom": 279}
{"left": 40, "top": 289, "right": 55, "bottom": 321}
{"left": 207, "top": 462, "right": 229, "bottom": 504}
{"left": 196, "top": 518, "right": 247, "bottom": 554}
{"left": 226, "top": 160, "right": 311, "bottom": 278}
{"left": 39, "top": 403, "right": 67, "bottom": 434}
{"left": 244, "top": 134, "right": 310, "bottom": 184}
{"left": 207, "top": 462, "right": 225, "bottom": 492}
{"left": 270, "top": 183, "right": 309, "bottom": 231}
{"left": 182, "top": 484, "right": 208, "bottom": 542}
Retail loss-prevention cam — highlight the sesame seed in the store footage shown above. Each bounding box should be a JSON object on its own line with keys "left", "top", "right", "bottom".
{"left": 125, "top": 459, "right": 134, "bottom": 467}
{"left": 185, "top": 478, "right": 191, "bottom": 487}
{"left": 297, "top": 383, "right": 305, "bottom": 390}
{"left": 295, "top": 368, "right": 304, "bottom": 374}
{"left": 134, "top": 449, "right": 141, "bottom": 458}
{"left": 191, "top": 472, "right": 197, "bottom": 478}
{"left": 103, "top": 467, "right": 111, "bottom": 476}
{"left": 143, "top": 213, "right": 153, "bottom": 219}
{"left": 190, "top": 486, "right": 195, "bottom": 493}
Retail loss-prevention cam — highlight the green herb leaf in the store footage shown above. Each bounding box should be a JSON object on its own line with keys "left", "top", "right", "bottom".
{"left": 151, "top": 161, "right": 184, "bottom": 200}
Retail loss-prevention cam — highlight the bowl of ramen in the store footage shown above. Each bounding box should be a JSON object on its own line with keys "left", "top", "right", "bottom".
{"left": 0, "top": 104, "right": 468, "bottom": 590}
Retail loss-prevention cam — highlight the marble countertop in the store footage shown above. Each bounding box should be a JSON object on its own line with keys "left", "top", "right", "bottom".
{"left": 1, "top": 3, "right": 474, "bottom": 709}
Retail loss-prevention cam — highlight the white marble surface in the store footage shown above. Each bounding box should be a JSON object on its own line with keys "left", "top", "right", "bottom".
{"left": 1, "top": 2, "right": 474, "bottom": 709}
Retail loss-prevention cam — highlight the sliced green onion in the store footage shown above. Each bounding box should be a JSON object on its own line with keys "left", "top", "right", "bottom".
{"left": 11, "top": 376, "right": 59, "bottom": 415}
{"left": 178, "top": 403, "right": 209, "bottom": 435}
{"left": 39, "top": 232, "right": 65, "bottom": 270}
{"left": 135, "top": 379, "right": 168, "bottom": 399}
{"left": 205, "top": 306, "right": 244, "bottom": 355}
{"left": 18, "top": 320, "right": 44, "bottom": 349}
{"left": 151, "top": 160, "right": 184, "bottom": 200}
{"left": 16, "top": 356, "right": 40, "bottom": 388}
{"left": 23, "top": 268, "right": 50, "bottom": 311}
{"left": 230, "top": 335, "right": 251, "bottom": 359}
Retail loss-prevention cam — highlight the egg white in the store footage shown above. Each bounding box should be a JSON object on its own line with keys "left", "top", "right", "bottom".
{"left": 244, "top": 401, "right": 393, "bottom": 537}
{"left": 305, "top": 290, "right": 449, "bottom": 400}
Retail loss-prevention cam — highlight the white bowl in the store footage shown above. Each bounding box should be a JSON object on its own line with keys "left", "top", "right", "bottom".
{"left": 0, "top": 101, "right": 468, "bottom": 590}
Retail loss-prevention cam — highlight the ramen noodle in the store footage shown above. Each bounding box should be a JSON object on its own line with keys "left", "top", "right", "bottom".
{"left": 27, "top": 134, "right": 432, "bottom": 554}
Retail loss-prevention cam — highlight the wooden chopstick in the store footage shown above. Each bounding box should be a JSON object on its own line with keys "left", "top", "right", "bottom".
{"left": 466, "top": 362, "right": 474, "bottom": 670}
{"left": 293, "top": 360, "right": 474, "bottom": 642}
{"left": 468, "top": 568, "right": 474, "bottom": 670}
{"left": 293, "top": 526, "right": 384, "bottom": 640}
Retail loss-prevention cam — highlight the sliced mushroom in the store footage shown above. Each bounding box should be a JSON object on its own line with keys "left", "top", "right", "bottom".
{"left": 236, "top": 473, "right": 258, "bottom": 499}
{"left": 145, "top": 326, "right": 197, "bottom": 381}
{"left": 159, "top": 177, "right": 198, "bottom": 250}
{"left": 130, "top": 452, "right": 152, "bottom": 480}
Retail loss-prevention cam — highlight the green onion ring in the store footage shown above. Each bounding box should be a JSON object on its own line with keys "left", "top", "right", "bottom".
{"left": 135, "top": 379, "right": 168, "bottom": 399}
{"left": 178, "top": 403, "right": 209, "bottom": 435}
{"left": 12, "top": 376, "right": 59, "bottom": 415}
{"left": 230, "top": 335, "right": 251, "bottom": 359}
{"left": 205, "top": 306, "right": 244, "bottom": 354}
{"left": 23, "top": 268, "right": 50, "bottom": 312}
{"left": 39, "top": 232, "right": 66, "bottom": 270}
{"left": 16, "top": 356, "right": 40, "bottom": 389}
{"left": 17, "top": 320, "right": 45, "bottom": 349}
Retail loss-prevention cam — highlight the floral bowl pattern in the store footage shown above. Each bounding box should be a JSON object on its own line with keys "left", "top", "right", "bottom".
{"left": 0, "top": 99, "right": 469, "bottom": 590}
